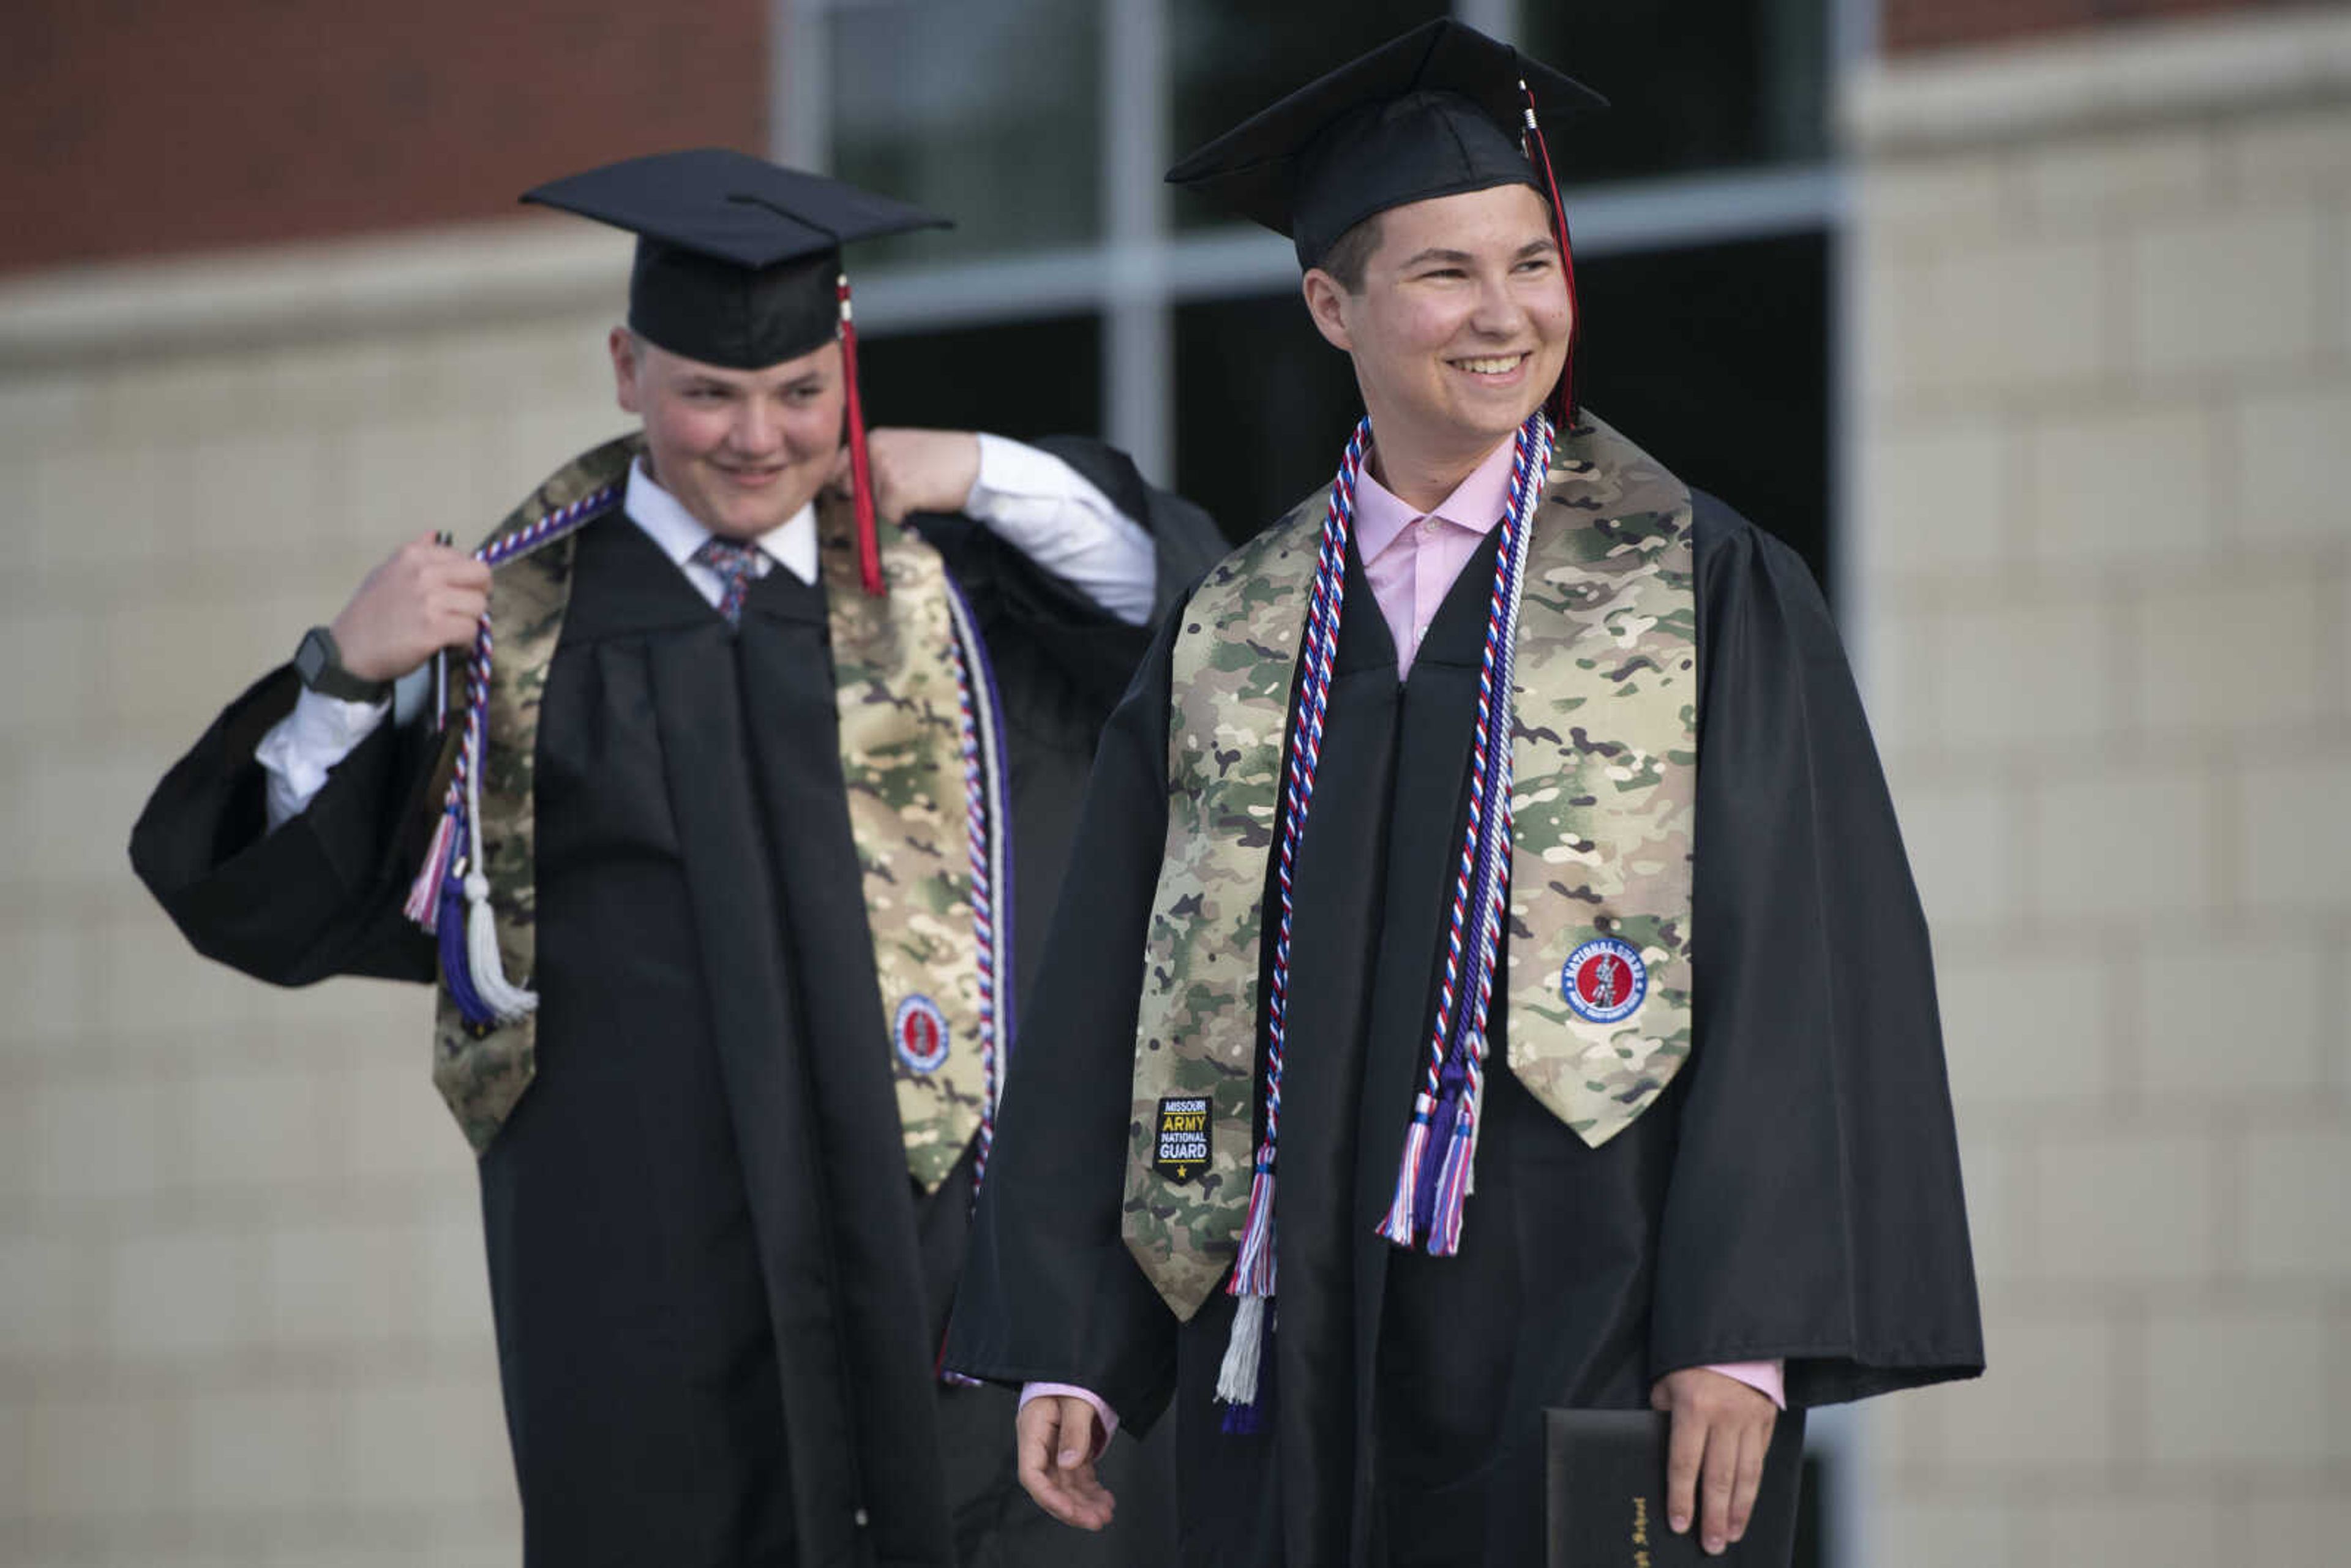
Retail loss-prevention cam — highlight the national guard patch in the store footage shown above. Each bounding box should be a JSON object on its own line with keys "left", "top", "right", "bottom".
{"left": 894, "top": 994, "right": 951, "bottom": 1073}
{"left": 1562, "top": 938, "right": 1648, "bottom": 1026}
{"left": 1153, "top": 1095, "right": 1212, "bottom": 1182}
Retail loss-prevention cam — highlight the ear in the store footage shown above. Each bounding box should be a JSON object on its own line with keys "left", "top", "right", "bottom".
{"left": 1300, "top": 269, "right": 1355, "bottom": 353}
{"left": 609, "top": 325, "right": 643, "bottom": 416}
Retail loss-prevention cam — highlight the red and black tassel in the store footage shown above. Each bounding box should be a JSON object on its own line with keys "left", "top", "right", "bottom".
{"left": 1520, "top": 80, "right": 1581, "bottom": 430}
{"left": 837, "top": 273, "right": 885, "bottom": 596}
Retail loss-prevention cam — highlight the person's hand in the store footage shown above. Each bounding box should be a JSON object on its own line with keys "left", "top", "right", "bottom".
{"left": 850, "top": 427, "right": 983, "bottom": 525}
{"left": 1015, "top": 1394, "right": 1114, "bottom": 1531}
{"left": 1649, "top": 1367, "right": 1777, "bottom": 1556}
{"left": 328, "top": 532, "right": 492, "bottom": 683}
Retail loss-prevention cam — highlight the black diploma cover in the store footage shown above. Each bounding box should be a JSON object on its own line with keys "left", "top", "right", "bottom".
{"left": 1545, "top": 1409, "right": 1806, "bottom": 1567}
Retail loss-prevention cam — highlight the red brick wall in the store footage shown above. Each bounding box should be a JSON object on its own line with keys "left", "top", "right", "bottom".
{"left": 1884, "top": 0, "right": 2333, "bottom": 54}
{"left": 0, "top": 0, "right": 768, "bottom": 276}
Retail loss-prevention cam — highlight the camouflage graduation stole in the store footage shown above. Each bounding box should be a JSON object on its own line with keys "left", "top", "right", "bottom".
{"left": 415, "top": 438, "right": 1011, "bottom": 1194}
{"left": 1122, "top": 412, "right": 1698, "bottom": 1322}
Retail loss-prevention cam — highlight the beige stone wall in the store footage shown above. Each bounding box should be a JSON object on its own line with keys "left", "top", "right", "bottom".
{"left": 1849, "top": 9, "right": 2351, "bottom": 1565}
{"left": 0, "top": 227, "right": 627, "bottom": 1564}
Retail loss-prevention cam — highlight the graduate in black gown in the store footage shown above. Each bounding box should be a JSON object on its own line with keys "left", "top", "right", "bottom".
{"left": 943, "top": 24, "right": 1982, "bottom": 1568}
{"left": 130, "top": 152, "right": 1221, "bottom": 1568}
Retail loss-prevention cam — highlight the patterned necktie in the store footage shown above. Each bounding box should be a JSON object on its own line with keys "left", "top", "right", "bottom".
{"left": 693, "top": 536, "right": 762, "bottom": 627}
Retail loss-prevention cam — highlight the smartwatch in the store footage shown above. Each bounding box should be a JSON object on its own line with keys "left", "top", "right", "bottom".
{"left": 293, "top": 626, "right": 392, "bottom": 703}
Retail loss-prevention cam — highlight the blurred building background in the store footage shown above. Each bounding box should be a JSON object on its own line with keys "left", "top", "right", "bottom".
{"left": 0, "top": 0, "right": 2342, "bottom": 1563}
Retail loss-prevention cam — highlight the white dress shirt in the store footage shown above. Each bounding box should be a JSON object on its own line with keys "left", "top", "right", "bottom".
{"left": 258, "top": 436, "right": 1157, "bottom": 830}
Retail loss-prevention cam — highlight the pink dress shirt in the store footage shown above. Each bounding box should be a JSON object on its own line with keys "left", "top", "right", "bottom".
{"left": 1352, "top": 433, "right": 1524, "bottom": 678}
{"left": 1018, "top": 435, "right": 1783, "bottom": 1441}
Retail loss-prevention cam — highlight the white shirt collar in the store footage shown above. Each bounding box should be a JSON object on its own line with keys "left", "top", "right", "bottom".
{"left": 623, "top": 457, "right": 819, "bottom": 586}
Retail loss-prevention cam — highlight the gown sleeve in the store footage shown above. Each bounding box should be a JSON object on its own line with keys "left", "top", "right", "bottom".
{"left": 912, "top": 434, "right": 1226, "bottom": 713}
{"left": 128, "top": 665, "right": 442, "bottom": 988}
{"left": 1646, "top": 493, "right": 1985, "bottom": 1407}
{"left": 942, "top": 607, "right": 1188, "bottom": 1431}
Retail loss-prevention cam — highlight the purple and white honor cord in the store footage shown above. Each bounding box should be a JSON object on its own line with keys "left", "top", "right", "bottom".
{"left": 402, "top": 485, "right": 620, "bottom": 1030}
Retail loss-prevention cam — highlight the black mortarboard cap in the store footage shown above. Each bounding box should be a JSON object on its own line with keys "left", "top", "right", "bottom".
{"left": 522, "top": 148, "right": 948, "bottom": 369}
{"left": 1165, "top": 20, "right": 1606, "bottom": 270}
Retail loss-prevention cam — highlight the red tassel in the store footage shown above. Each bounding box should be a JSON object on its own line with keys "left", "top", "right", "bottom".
{"left": 836, "top": 274, "right": 885, "bottom": 596}
{"left": 1520, "top": 82, "right": 1580, "bottom": 429}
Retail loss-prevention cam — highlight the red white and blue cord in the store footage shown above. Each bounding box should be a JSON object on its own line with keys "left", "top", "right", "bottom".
{"left": 1214, "top": 410, "right": 1553, "bottom": 1431}
{"left": 1375, "top": 415, "right": 1551, "bottom": 1256}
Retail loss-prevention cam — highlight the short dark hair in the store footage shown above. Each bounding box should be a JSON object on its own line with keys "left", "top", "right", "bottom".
{"left": 1312, "top": 212, "right": 1384, "bottom": 294}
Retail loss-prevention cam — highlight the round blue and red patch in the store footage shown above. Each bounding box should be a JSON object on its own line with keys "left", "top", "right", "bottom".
{"left": 894, "top": 994, "right": 951, "bottom": 1073}
{"left": 1561, "top": 938, "right": 1648, "bottom": 1025}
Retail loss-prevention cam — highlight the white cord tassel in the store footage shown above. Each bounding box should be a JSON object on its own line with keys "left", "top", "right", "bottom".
{"left": 1215, "top": 1293, "right": 1268, "bottom": 1407}
{"left": 461, "top": 719, "right": 538, "bottom": 1024}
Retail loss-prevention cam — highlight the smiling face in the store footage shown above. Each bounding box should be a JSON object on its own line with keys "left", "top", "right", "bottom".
{"left": 1302, "top": 182, "right": 1570, "bottom": 484}
{"left": 610, "top": 328, "right": 847, "bottom": 539}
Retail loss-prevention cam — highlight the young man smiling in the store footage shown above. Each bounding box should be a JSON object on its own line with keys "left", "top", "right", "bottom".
{"left": 945, "top": 23, "right": 1982, "bottom": 1568}
{"left": 132, "top": 151, "right": 1217, "bottom": 1567}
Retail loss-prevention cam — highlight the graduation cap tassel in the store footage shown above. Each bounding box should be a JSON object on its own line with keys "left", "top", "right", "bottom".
{"left": 1520, "top": 80, "right": 1581, "bottom": 427}
{"left": 836, "top": 275, "right": 886, "bottom": 598}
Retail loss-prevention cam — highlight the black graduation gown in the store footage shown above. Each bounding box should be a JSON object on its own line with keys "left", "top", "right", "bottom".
{"left": 943, "top": 492, "right": 1985, "bottom": 1568}
{"left": 130, "top": 441, "right": 1222, "bottom": 1568}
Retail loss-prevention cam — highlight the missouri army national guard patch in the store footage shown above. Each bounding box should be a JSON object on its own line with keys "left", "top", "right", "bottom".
{"left": 1153, "top": 1095, "right": 1212, "bottom": 1182}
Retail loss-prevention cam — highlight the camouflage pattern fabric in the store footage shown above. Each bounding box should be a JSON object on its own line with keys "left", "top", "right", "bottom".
{"left": 1504, "top": 415, "right": 1698, "bottom": 1146}
{"left": 432, "top": 435, "right": 637, "bottom": 1153}
{"left": 432, "top": 443, "right": 996, "bottom": 1191}
{"left": 1122, "top": 503, "right": 1323, "bottom": 1319}
{"left": 1121, "top": 414, "right": 1697, "bottom": 1319}
{"left": 818, "top": 498, "right": 994, "bottom": 1195}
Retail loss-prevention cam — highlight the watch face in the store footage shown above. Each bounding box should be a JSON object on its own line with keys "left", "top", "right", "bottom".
{"left": 295, "top": 629, "right": 330, "bottom": 686}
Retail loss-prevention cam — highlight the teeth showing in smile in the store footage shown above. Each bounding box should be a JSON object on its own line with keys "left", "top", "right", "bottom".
{"left": 1455, "top": 354, "right": 1526, "bottom": 375}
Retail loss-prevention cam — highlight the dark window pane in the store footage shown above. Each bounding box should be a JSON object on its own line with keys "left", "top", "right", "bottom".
{"left": 1174, "top": 231, "right": 1831, "bottom": 596}
{"left": 1174, "top": 291, "right": 1364, "bottom": 543}
{"left": 1576, "top": 230, "right": 1831, "bottom": 591}
{"left": 1168, "top": 0, "right": 1454, "bottom": 232}
{"left": 828, "top": 0, "right": 1103, "bottom": 264}
{"left": 1523, "top": 0, "right": 1831, "bottom": 182}
{"left": 857, "top": 313, "right": 1103, "bottom": 444}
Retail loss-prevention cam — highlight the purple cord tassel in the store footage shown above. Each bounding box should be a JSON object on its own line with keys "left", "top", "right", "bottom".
{"left": 1412, "top": 1063, "right": 1468, "bottom": 1238}
{"left": 437, "top": 876, "right": 495, "bottom": 1029}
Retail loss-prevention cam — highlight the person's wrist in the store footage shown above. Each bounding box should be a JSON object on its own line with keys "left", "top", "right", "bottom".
{"left": 295, "top": 625, "right": 392, "bottom": 702}
{"left": 945, "top": 431, "right": 983, "bottom": 511}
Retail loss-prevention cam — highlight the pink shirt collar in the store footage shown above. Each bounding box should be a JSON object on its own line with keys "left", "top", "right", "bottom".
{"left": 1354, "top": 433, "right": 1523, "bottom": 561}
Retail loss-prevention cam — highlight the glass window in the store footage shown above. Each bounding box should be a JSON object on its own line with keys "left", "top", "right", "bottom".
{"left": 1174, "top": 230, "right": 1831, "bottom": 593}
{"left": 827, "top": 0, "right": 1104, "bottom": 264}
{"left": 1167, "top": 0, "right": 1453, "bottom": 231}
{"left": 858, "top": 313, "right": 1104, "bottom": 443}
{"left": 1174, "top": 291, "right": 1363, "bottom": 542}
{"left": 1520, "top": 0, "right": 1831, "bottom": 184}
{"left": 1576, "top": 230, "right": 1832, "bottom": 590}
